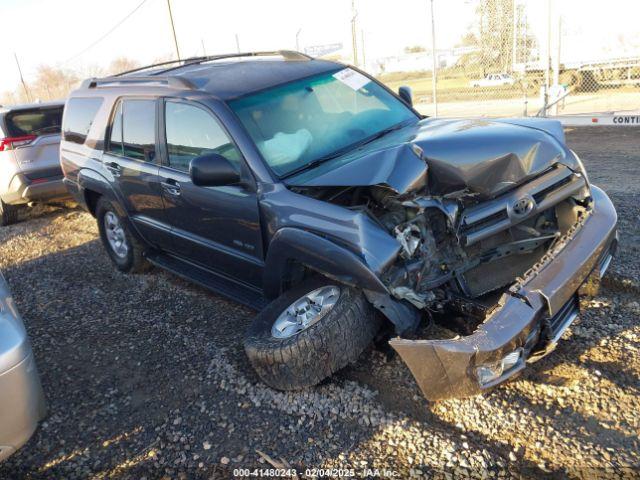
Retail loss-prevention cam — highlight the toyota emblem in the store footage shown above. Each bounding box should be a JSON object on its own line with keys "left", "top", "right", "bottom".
{"left": 510, "top": 196, "right": 535, "bottom": 218}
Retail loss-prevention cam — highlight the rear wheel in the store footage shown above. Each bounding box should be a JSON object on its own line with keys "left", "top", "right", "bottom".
{"left": 96, "top": 197, "right": 150, "bottom": 273}
{"left": 0, "top": 200, "right": 20, "bottom": 226}
{"left": 244, "top": 276, "right": 379, "bottom": 390}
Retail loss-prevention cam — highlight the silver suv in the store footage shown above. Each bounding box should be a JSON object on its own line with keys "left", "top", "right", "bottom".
{"left": 0, "top": 102, "right": 68, "bottom": 226}
{"left": 0, "top": 272, "right": 45, "bottom": 462}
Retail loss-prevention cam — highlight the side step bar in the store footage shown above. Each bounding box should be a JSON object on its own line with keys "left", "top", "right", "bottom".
{"left": 146, "top": 252, "right": 268, "bottom": 311}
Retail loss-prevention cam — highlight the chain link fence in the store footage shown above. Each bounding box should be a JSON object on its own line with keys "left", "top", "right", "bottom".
{"left": 375, "top": 0, "right": 640, "bottom": 118}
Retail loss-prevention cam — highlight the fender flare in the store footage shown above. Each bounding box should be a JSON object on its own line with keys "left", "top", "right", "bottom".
{"left": 77, "top": 169, "right": 123, "bottom": 212}
{"left": 76, "top": 168, "right": 142, "bottom": 240}
{"left": 263, "top": 227, "right": 388, "bottom": 299}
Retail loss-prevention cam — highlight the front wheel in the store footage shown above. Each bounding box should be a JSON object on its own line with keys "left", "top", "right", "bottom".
{"left": 244, "top": 276, "right": 380, "bottom": 390}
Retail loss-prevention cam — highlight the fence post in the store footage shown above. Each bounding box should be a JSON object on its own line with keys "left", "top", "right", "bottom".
{"left": 429, "top": 0, "right": 438, "bottom": 117}
{"left": 551, "top": 15, "right": 562, "bottom": 115}
{"left": 542, "top": 0, "right": 552, "bottom": 117}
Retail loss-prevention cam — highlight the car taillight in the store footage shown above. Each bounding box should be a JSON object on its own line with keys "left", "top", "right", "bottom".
{"left": 0, "top": 135, "right": 37, "bottom": 152}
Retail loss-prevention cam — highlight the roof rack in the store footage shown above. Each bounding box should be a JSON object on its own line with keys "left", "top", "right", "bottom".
{"left": 81, "top": 75, "right": 196, "bottom": 90}
{"left": 114, "top": 50, "right": 312, "bottom": 77}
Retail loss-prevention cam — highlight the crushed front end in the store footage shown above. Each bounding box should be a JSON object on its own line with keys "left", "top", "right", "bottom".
{"left": 387, "top": 177, "right": 617, "bottom": 400}
{"left": 288, "top": 118, "right": 617, "bottom": 400}
{"left": 293, "top": 160, "right": 617, "bottom": 400}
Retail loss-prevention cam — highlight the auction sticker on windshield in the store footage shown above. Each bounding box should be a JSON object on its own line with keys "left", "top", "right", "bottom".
{"left": 333, "top": 68, "right": 371, "bottom": 91}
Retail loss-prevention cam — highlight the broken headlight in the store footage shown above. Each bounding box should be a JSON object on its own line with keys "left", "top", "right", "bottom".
{"left": 476, "top": 348, "right": 523, "bottom": 386}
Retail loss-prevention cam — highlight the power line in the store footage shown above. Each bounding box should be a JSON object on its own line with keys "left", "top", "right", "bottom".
{"left": 64, "top": 0, "right": 149, "bottom": 65}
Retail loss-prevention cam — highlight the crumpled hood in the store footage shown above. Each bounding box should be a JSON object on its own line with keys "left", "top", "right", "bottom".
{"left": 286, "top": 117, "right": 577, "bottom": 198}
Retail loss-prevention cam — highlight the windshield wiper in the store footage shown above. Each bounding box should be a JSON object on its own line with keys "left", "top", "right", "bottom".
{"left": 280, "top": 149, "right": 348, "bottom": 179}
{"left": 32, "top": 125, "right": 61, "bottom": 135}
{"left": 356, "top": 119, "right": 413, "bottom": 148}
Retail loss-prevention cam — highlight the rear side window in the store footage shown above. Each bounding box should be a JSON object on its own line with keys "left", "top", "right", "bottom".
{"left": 63, "top": 98, "right": 103, "bottom": 145}
{"left": 108, "top": 99, "right": 156, "bottom": 162}
{"left": 5, "top": 106, "right": 63, "bottom": 137}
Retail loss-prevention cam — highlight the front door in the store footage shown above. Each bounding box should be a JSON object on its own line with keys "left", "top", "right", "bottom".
{"left": 158, "top": 99, "right": 264, "bottom": 287}
{"left": 102, "top": 98, "right": 173, "bottom": 250}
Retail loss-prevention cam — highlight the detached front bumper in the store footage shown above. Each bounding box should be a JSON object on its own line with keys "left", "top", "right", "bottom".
{"left": 390, "top": 186, "right": 617, "bottom": 401}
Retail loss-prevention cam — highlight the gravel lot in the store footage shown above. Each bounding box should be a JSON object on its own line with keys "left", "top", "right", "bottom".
{"left": 1, "top": 127, "right": 638, "bottom": 479}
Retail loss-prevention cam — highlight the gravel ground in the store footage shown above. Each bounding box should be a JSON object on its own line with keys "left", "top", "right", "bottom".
{"left": 0, "top": 127, "right": 638, "bottom": 479}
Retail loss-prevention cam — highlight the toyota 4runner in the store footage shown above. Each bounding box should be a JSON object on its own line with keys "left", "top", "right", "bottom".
{"left": 61, "top": 51, "right": 617, "bottom": 400}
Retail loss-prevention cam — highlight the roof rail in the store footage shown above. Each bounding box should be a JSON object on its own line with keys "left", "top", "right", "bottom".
{"left": 81, "top": 76, "right": 196, "bottom": 90}
{"left": 114, "top": 50, "right": 312, "bottom": 77}
{"left": 114, "top": 57, "right": 208, "bottom": 77}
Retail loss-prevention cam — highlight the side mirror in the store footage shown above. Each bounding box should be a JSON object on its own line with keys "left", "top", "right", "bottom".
{"left": 190, "top": 153, "right": 240, "bottom": 187}
{"left": 398, "top": 86, "right": 413, "bottom": 106}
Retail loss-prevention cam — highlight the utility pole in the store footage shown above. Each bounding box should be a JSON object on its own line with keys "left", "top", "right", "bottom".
{"left": 201, "top": 39, "right": 207, "bottom": 56}
{"left": 235, "top": 34, "right": 241, "bottom": 53}
{"left": 14, "top": 53, "right": 32, "bottom": 103}
{"left": 429, "top": 0, "right": 438, "bottom": 116}
{"left": 351, "top": 0, "right": 359, "bottom": 66}
{"left": 166, "top": 0, "right": 181, "bottom": 61}
{"left": 361, "top": 30, "right": 366, "bottom": 68}
{"left": 296, "top": 28, "right": 302, "bottom": 52}
{"left": 511, "top": 0, "right": 518, "bottom": 73}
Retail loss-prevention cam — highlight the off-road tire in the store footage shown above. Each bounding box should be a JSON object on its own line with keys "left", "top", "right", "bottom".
{"left": 0, "top": 200, "right": 20, "bottom": 226}
{"left": 244, "top": 276, "right": 379, "bottom": 390}
{"left": 96, "top": 197, "right": 150, "bottom": 273}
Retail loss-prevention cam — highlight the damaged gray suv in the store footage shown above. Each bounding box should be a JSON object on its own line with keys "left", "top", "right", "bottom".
{"left": 61, "top": 51, "right": 617, "bottom": 400}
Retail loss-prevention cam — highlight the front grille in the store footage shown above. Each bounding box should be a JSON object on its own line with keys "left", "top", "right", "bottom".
{"left": 458, "top": 166, "right": 586, "bottom": 246}
{"left": 532, "top": 175, "right": 573, "bottom": 203}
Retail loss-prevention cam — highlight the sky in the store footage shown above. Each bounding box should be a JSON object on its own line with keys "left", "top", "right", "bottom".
{"left": 1, "top": 0, "right": 639, "bottom": 93}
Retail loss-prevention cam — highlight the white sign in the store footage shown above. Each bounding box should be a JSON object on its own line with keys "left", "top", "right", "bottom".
{"left": 332, "top": 68, "right": 370, "bottom": 91}
{"left": 304, "top": 43, "right": 342, "bottom": 57}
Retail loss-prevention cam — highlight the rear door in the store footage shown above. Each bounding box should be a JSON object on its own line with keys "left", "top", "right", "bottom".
{"left": 4, "top": 105, "right": 63, "bottom": 181}
{"left": 157, "top": 99, "right": 264, "bottom": 287}
{"left": 102, "top": 98, "right": 173, "bottom": 250}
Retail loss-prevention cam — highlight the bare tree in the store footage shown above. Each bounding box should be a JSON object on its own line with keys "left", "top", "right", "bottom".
{"left": 30, "top": 65, "right": 79, "bottom": 101}
{"left": 106, "top": 57, "right": 141, "bottom": 76}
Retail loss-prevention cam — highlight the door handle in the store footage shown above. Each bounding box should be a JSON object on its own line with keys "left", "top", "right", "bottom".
{"left": 105, "top": 161, "right": 122, "bottom": 177}
{"left": 161, "top": 180, "right": 181, "bottom": 196}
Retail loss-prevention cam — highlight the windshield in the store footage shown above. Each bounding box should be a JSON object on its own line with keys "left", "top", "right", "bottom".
{"left": 228, "top": 68, "right": 417, "bottom": 177}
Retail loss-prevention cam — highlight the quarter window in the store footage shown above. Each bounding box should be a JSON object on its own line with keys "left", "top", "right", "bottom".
{"left": 164, "top": 101, "right": 241, "bottom": 172}
{"left": 63, "top": 98, "right": 104, "bottom": 145}
{"left": 108, "top": 99, "right": 156, "bottom": 162}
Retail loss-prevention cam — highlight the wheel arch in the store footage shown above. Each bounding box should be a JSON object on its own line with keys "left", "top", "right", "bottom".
{"left": 77, "top": 168, "right": 124, "bottom": 217}
{"left": 263, "top": 227, "right": 389, "bottom": 299}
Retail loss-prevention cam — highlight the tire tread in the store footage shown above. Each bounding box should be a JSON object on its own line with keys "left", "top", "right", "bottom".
{"left": 244, "top": 276, "right": 379, "bottom": 390}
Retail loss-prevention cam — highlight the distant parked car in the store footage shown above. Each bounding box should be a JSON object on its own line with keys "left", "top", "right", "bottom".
{"left": 0, "top": 272, "right": 45, "bottom": 462}
{"left": 470, "top": 73, "right": 516, "bottom": 88}
{"left": 0, "top": 101, "right": 68, "bottom": 226}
